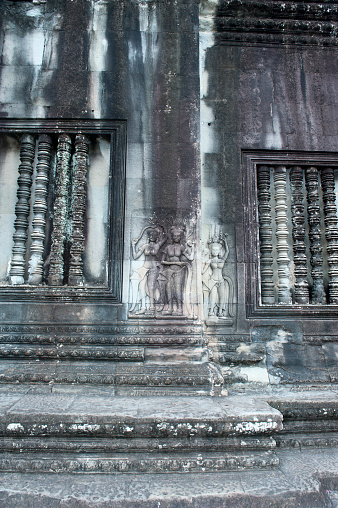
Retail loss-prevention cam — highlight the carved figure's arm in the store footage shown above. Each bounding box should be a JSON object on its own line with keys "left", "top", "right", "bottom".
{"left": 159, "top": 231, "right": 168, "bottom": 248}
{"left": 131, "top": 226, "right": 150, "bottom": 259}
{"left": 223, "top": 236, "right": 229, "bottom": 262}
{"left": 161, "top": 247, "right": 168, "bottom": 264}
{"left": 202, "top": 258, "right": 211, "bottom": 274}
{"left": 132, "top": 242, "right": 145, "bottom": 260}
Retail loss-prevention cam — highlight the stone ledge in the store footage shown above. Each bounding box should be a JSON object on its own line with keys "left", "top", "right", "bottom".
{"left": 0, "top": 360, "right": 226, "bottom": 395}
{"left": 0, "top": 451, "right": 279, "bottom": 474}
{"left": 0, "top": 448, "right": 337, "bottom": 507}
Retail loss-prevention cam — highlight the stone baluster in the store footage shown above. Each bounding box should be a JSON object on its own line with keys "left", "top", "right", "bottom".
{"left": 68, "top": 134, "right": 89, "bottom": 286}
{"left": 305, "top": 166, "right": 326, "bottom": 304}
{"left": 48, "top": 134, "right": 72, "bottom": 286}
{"left": 10, "top": 134, "right": 36, "bottom": 285}
{"left": 28, "top": 134, "right": 53, "bottom": 285}
{"left": 290, "top": 166, "right": 309, "bottom": 304}
{"left": 321, "top": 167, "right": 338, "bottom": 304}
{"left": 257, "top": 165, "right": 275, "bottom": 304}
{"left": 274, "top": 166, "right": 292, "bottom": 304}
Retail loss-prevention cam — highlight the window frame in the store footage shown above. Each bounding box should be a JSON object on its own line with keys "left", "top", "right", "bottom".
{"left": 242, "top": 148, "right": 338, "bottom": 318}
{"left": 0, "top": 118, "right": 126, "bottom": 303}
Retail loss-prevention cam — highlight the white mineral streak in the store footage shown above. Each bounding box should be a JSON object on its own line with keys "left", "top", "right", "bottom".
{"left": 200, "top": 1, "right": 220, "bottom": 230}
{"left": 7, "top": 423, "right": 24, "bottom": 432}
{"left": 200, "top": 1, "right": 219, "bottom": 154}
{"left": 265, "top": 103, "right": 283, "bottom": 149}
{"left": 0, "top": 137, "right": 20, "bottom": 282}
{"left": 239, "top": 366, "right": 270, "bottom": 384}
{"left": 123, "top": 4, "right": 160, "bottom": 307}
{"left": 0, "top": 7, "right": 55, "bottom": 117}
{"left": 69, "top": 424, "right": 100, "bottom": 432}
{"left": 234, "top": 420, "right": 278, "bottom": 434}
{"left": 88, "top": 1, "right": 108, "bottom": 118}
{"left": 85, "top": 137, "right": 110, "bottom": 281}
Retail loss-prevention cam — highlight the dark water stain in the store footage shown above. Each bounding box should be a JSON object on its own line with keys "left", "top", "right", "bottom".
{"left": 44, "top": 0, "right": 91, "bottom": 118}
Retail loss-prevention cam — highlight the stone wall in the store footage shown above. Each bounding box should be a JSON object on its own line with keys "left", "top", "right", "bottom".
{"left": 0, "top": 0, "right": 337, "bottom": 389}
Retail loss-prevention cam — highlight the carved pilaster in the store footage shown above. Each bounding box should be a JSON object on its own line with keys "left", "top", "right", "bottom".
{"left": 28, "top": 134, "right": 53, "bottom": 285}
{"left": 290, "top": 166, "right": 309, "bottom": 304}
{"left": 10, "top": 134, "right": 36, "bottom": 285}
{"left": 274, "top": 166, "right": 292, "bottom": 304}
{"left": 257, "top": 166, "right": 274, "bottom": 304}
{"left": 68, "top": 134, "right": 89, "bottom": 286}
{"left": 305, "top": 166, "right": 326, "bottom": 304}
{"left": 321, "top": 167, "right": 338, "bottom": 304}
{"left": 48, "top": 134, "right": 72, "bottom": 286}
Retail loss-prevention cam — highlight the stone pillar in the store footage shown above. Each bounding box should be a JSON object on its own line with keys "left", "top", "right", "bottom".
{"left": 10, "top": 133, "right": 36, "bottom": 285}
{"left": 274, "top": 166, "right": 292, "bottom": 304}
{"left": 48, "top": 134, "right": 72, "bottom": 286}
{"left": 305, "top": 166, "right": 326, "bottom": 304}
{"left": 257, "top": 165, "right": 274, "bottom": 304}
{"left": 321, "top": 167, "right": 338, "bottom": 304}
{"left": 290, "top": 166, "right": 309, "bottom": 304}
{"left": 68, "top": 134, "right": 89, "bottom": 286}
{"left": 28, "top": 134, "right": 53, "bottom": 285}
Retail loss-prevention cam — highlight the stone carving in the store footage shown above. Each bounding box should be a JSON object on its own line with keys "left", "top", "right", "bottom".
{"left": 305, "top": 166, "right": 326, "bottom": 304}
{"left": 160, "top": 224, "right": 194, "bottom": 316}
{"left": 10, "top": 134, "right": 36, "bottom": 285}
{"left": 68, "top": 134, "right": 90, "bottom": 286}
{"left": 129, "top": 217, "right": 195, "bottom": 318}
{"left": 28, "top": 134, "right": 53, "bottom": 285}
{"left": 290, "top": 166, "right": 309, "bottom": 304}
{"left": 274, "top": 166, "right": 292, "bottom": 304}
{"left": 48, "top": 134, "right": 72, "bottom": 286}
{"left": 216, "top": 1, "right": 338, "bottom": 46}
{"left": 130, "top": 222, "right": 167, "bottom": 315}
{"left": 321, "top": 167, "right": 338, "bottom": 304}
{"left": 257, "top": 165, "right": 274, "bottom": 304}
{"left": 202, "top": 227, "right": 234, "bottom": 321}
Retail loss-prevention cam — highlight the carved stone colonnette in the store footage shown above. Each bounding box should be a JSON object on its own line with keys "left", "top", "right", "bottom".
{"left": 9, "top": 132, "right": 90, "bottom": 287}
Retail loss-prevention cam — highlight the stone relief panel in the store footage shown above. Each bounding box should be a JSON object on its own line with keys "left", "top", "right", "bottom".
{"left": 129, "top": 214, "right": 197, "bottom": 319}
{"left": 202, "top": 226, "right": 234, "bottom": 325}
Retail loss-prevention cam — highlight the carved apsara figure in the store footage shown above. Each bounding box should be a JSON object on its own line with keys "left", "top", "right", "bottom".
{"left": 129, "top": 225, "right": 166, "bottom": 315}
{"left": 202, "top": 229, "right": 234, "bottom": 318}
{"left": 159, "top": 225, "right": 194, "bottom": 316}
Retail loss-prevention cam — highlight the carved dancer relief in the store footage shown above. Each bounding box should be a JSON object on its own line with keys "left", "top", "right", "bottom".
{"left": 202, "top": 227, "right": 234, "bottom": 322}
{"left": 274, "top": 166, "right": 292, "bottom": 304}
{"left": 48, "top": 134, "right": 72, "bottom": 286}
{"left": 68, "top": 134, "right": 90, "bottom": 286}
{"left": 129, "top": 217, "right": 195, "bottom": 318}
{"left": 28, "top": 134, "right": 53, "bottom": 285}
{"left": 257, "top": 166, "right": 274, "bottom": 304}
{"left": 290, "top": 166, "right": 309, "bottom": 304}
{"left": 321, "top": 167, "right": 338, "bottom": 304}
{"left": 10, "top": 134, "right": 36, "bottom": 285}
{"left": 130, "top": 220, "right": 167, "bottom": 316}
{"left": 305, "top": 166, "right": 326, "bottom": 304}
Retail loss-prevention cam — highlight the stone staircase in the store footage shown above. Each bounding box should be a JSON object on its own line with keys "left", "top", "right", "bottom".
{"left": 0, "top": 324, "right": 337, "bottom": 506}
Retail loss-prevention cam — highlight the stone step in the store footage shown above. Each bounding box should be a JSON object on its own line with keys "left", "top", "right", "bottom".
{"left": 0, "top": 387, "right": 283, "bottom": 473}
{"left": 0, "top": 360, "right": 226, "bottom": 395}
{"left": 276, "top": 431, "right": 338, "bottom": 449}
{"left": 0, "top": 344, "right": 207, "bottom": 363}
{"left": 0, "top": 448, "right": 337, "bottom": 507}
